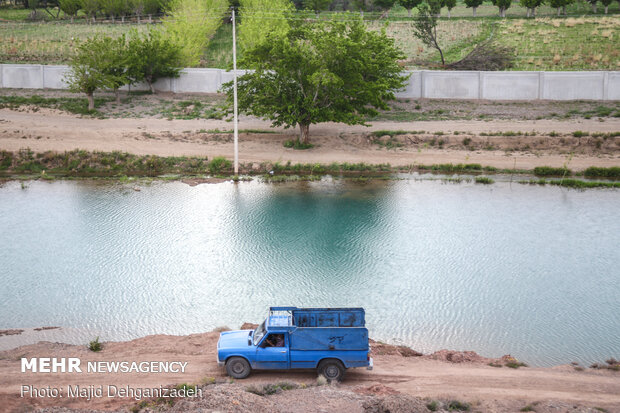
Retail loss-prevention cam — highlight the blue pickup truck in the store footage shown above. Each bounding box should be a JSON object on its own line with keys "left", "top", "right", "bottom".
{"left": 217, "top": 307, "right": 373, "bottom": 381}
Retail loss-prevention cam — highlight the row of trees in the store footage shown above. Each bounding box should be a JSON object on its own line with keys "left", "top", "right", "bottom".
{"left": 23, "top": 0, "right": 620, "bottom": 22}
{"left": 55, "top": 0, "right": 166, "bottom": 22}
{"left": 65, "top": 30, "right": 181, "bottom": 109}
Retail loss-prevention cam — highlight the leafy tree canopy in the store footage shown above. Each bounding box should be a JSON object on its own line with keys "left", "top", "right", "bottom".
{"left": 224, "top": 18, "right": 408, "bottom": 144}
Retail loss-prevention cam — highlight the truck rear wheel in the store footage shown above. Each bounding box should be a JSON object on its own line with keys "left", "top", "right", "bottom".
{"left": 226, "top": 357, "right": 251, "bottom": 379}
{"left": 318, "top": 359, "right": 345, "bottom": 382}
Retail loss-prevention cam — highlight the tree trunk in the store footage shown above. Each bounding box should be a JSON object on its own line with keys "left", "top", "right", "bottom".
{"left": 604, "top": 5, "right": 608, "bottom": 13}
{"left": 500, "top": 7, "right": 505, "bottom": 17}
{"left": 114, "top": 88, "right": 121, "bottom": 104}
{"left": 532, "top": 7, "right": 536, "bottom": 17}
{"left": 526, "top": 8, "right": 530, "bottom": 17}
{"left": 148, "top": 14, "right": 152, "bottom": 23}
{"left": 473, "top": 6, "right": 477, "bottom": 17}
{"left": 121, "top": 15, "right": 125, "bottom": 23}
{"left": 562, "top": 5, "right": 566, "bottom": 14}
{"left": 447, "top": 9, "right": 451, "bottom": 18}
{"left": 137, "top": 15, "right": 141, "bottom": 23}
{"left": 70, "top": 15, "right": 74, "bottom": 23}
{"left": 111, "top": 15, "right": 115, "bottom": 23}
{"left": 148, "top": 80, "right": 155, "bottom": 94}
{"left": 87, "top": 92, "right": 95, "bottom": 110}
{"left": 591, "top": 2, "right": 597, "bottom": 12}
{"left": 407, "top": 8, "right": 411, "bottom": 17}
{"left": 299, "top": 123, "right": 310, "bottom": 145}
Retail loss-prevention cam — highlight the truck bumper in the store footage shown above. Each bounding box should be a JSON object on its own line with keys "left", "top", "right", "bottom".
{"left": 217, "top": 361, "right": 225, "bottom": 367}
{"left": 367, "top": 357, "right": 373, "bottom": 370}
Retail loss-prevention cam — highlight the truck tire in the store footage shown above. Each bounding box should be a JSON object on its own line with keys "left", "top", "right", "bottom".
{"left": 318, "top": 359, "right": 345, "bottom": 382}
{"left": 226, "top": 357, "right": 251, "bottom": 379}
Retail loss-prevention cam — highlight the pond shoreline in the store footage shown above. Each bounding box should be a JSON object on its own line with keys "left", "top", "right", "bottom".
{"left": 1, "top": 328, "right": 619, "bottom": 413}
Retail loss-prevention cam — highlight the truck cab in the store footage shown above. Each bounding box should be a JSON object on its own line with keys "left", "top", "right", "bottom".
{"left": 217, "top": 307, "right": 373, "bottom": 381}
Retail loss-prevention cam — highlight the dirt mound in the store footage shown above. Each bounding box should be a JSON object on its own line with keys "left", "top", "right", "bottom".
{"left": 362, "top": 394, "right": 429, "bottom": 413}
{"left": 369, "top": 339, "right": 423, "bottom": 357}
{"left": 240, "top": 323, "right": 258, "bottom": 330}
{"left": 353, "top": 384, "right": 400, "bottom": 396}
{"left": 427, "top": 349, "right": 491, "bottom": 363}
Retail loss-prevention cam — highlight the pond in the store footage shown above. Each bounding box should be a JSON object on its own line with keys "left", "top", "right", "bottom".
{"left": 0, "top": 178, "right": 618, "bottom": 366}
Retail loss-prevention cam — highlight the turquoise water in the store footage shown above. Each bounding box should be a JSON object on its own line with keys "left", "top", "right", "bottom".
{"left": 0, "top": 178, "right": 619, "bottom": 366}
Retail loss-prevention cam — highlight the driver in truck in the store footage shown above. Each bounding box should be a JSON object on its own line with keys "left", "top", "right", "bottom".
{"left": 265, "top": 334, "right": 285, "bottom": 347}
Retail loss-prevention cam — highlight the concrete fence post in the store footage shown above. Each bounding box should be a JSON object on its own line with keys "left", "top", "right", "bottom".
{"left": 538, "top": 71, "right": 544, "bottom": 100}
{"left": 603, "top": 71, "right": 609, "bottom": 101}
{"left": 39, "top": 65, "right": 45, "bottom": 89}
{"left": 420, "top": 70, "right": 426, "bottom": 98}
{"left": 478, "top": 71, "right": 483, "bottom": 99}
{"left": 0, "top": 64, "right": 3, "bottom": 88}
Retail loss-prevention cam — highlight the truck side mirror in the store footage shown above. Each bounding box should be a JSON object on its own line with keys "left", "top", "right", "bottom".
{"left": 328, "top": 344, "right": 335, "bottom": 350}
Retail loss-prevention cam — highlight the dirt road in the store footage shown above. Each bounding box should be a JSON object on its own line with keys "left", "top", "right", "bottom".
{"left": 1, "top": 109, "right": 619, "bottom": 171}
{"left": 1, "top": 331, "right": 619, "bottom": 412}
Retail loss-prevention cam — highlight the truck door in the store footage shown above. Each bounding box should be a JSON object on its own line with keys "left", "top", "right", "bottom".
{"left": 255, "top": 333, "right": 289, "bottom": 369}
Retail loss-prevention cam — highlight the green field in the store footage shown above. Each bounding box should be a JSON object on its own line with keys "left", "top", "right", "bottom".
{"left": 0, "top": 4, "right": 619, "bottom": 70}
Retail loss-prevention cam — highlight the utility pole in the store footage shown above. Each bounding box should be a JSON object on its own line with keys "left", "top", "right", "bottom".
{"left": 232, "top": 8, "right": 239, "bottom": 175}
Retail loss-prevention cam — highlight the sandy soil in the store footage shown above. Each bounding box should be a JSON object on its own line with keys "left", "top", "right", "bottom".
{"left": 1, "top": 108, "right": 619, "bottom": 171}
{"left": 1, "top": 329, "right": 619, "bottom": 412}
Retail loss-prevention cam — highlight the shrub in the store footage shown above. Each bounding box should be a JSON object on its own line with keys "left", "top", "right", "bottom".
{"left": 447, "top": 400, "right": 471, "bottom": 411}
{"left": 88, "top": 336, "right": 102, "bottom": 352}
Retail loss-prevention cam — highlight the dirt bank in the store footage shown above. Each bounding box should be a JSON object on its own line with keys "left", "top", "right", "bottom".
{"left": 1, "top": 108, "right": 619, "bottom": 171}
{"left": 1, "top": 329, "right": 619, "bottom": 412}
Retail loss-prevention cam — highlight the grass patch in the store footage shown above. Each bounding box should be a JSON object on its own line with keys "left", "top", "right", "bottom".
{"left": 474, "top": 176, "right": 494, "bottom": 184}
{"left": 583, "top": 166, "right": 620, "bottom": 179}
{"left": 533, "top": 166, "right": 571, "bottom": 177}
{"left": 283, "top": 139, "right": 314, "bottom": 150}
{"left": 208, "top": 157, "right": 232, "bottom": 175}
{"left": 0, "top": 94, "right": 107, "bottom": 115}
{"left": 520, "top": 405, "right": 536, "bottom": 412}
{"left": 246, "top": 382, "right": 298, "bottom": 396}
{"left": 505, "top": 361, "right": 528, "bottom": 368}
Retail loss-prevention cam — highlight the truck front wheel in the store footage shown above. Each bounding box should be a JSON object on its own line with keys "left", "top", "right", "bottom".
{"left": 318, "top": 359, "right": 345, "bottom": 382}
{"left": 226, "top": 357, "right": 251, "bottom": 379}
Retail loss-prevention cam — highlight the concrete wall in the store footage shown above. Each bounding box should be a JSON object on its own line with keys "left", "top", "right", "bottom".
{"left": 1, "top": 64, "right": 618, "bottom": 101}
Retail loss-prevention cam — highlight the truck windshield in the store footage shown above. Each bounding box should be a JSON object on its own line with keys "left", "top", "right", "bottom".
{"left": 253, "top": 321, "right": 266, "bottom": 346}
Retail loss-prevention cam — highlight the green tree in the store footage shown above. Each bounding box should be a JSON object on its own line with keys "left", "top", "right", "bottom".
{"left": 303, "top": 0, "right": 331, "bottom": 16}
{"left": 223, "top": 19, "right": 407, "bottom": 145}
{"left": 373, "top": 0, "right": 396, "bottom": 17}
{"left": 239, "top": 0, "right": 294, "bottom": 52}
{"left": 491, "top": 0, "right": 511, "bottom": 16}
{"left": 398, "top": 0, "right": 422, "bottom": 17}
{"left": 130, "top": 0, "right": 159, "bottom": 22}
{"left": 519, "top": 0, "right": 541, "bottom": 16}
{"left": 413, "top": 0, "right": 444, "bottom": 64}
{"left": 547, "top": 0, "right": 571, "bottom": 15}
{"left": 101, "top": 0, "right": 130, "bottom": 22}
{"left": 127, "top": 29, "right": 182, "bottom": 93}
{"left": 463, "top": 0, "right": 483, "bottom": 16}
{"left": 441, "top": 0, "right": 456, "bottom": 17}
{"left": 65, "top": 37, "right": 124, "bottom": 110}
{"left": 80, "top": 0, "right": 100, "bottom": 20}
{"left": 59, "top": 0, "right": 81, "bottom": 21}
{"left": 587, "top": 0, "right": 598, "bottom": 12}
{"left": 600, "top": 0, "right": 611, "bottom": 13}
{"left": 161, "top": 0, "right": 228, "bottom": 67}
